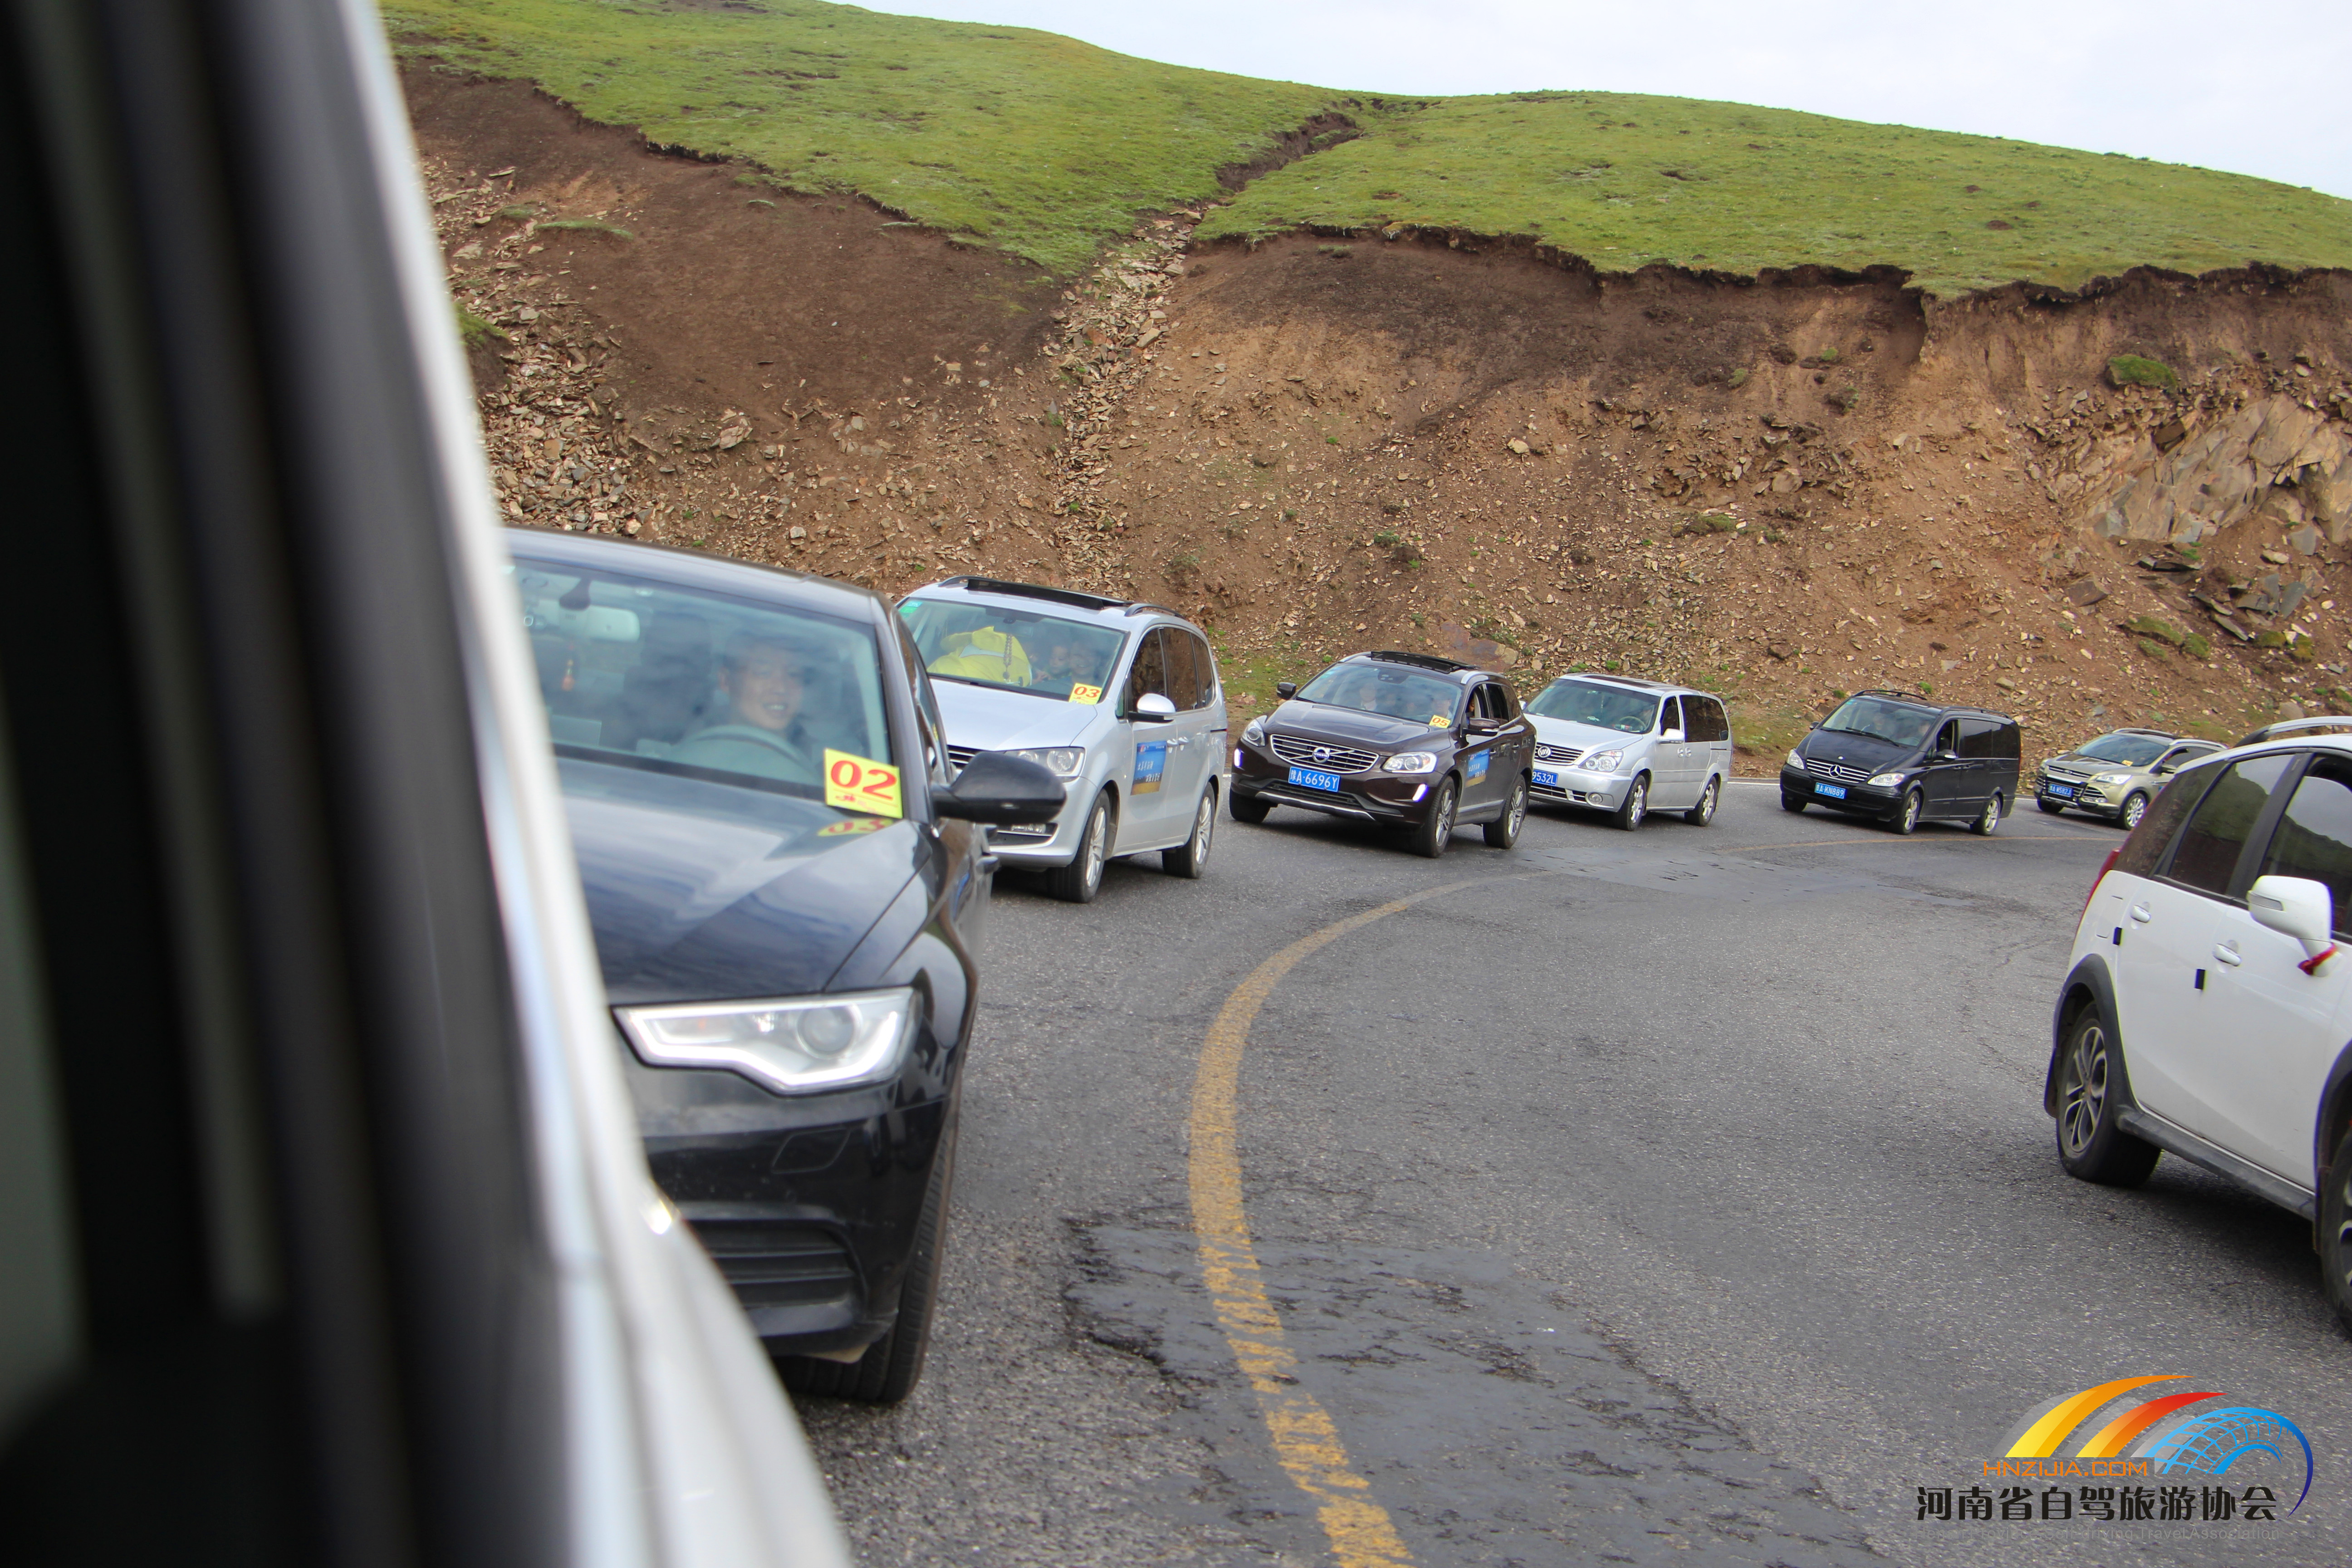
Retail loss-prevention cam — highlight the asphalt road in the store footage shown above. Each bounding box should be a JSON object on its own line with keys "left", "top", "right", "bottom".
{"left": 796, "top": 783, "right": 2351, "bottom": 1568}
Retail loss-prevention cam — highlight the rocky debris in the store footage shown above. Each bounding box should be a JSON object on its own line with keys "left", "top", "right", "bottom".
{"left": 2078, "top": 393, "right": 2352, "bottom": 548}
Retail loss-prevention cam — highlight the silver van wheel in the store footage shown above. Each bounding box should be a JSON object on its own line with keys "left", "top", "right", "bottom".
{"left": 1612, "top": 775, "right": 1647, "bottom": 831}
{"left": 1164, "top": 789, "right": 1215, "bottom": 878}
{"left": 1045, "top": 792, "right": 1111, "bottom": 903}
{"left": 1684, "top": 776, "right": 1719, "bottom": 827}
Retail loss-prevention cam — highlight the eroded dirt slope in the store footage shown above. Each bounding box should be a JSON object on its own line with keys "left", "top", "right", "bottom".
{"left": 407, "top": 64, "right": 2352, "bottom": 765}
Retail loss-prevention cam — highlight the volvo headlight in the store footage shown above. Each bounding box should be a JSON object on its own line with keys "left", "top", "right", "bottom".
{"left": 1011, "top": 747, "right": 1085, "bottom": 778}
{"left": 1242, "top": 718, "right": 1266, "bottom": 749}
{"left": 1384, "top": 751, "right": 1438, "bottom": 774}
{"left": 1786, "top": 748, "right": 1806, "bottom": 770}
{"left": 1867, "top": 770, "right": 1908, "bottom": 787}
{"left": 616, "top": 989, "right": 918, "bottom": 1094}
{"left": 1584, "top": 748, "right": 1626, "bottom": 774}
{"left": 2092, "top": 771, "right": 2133, "bottom": 785}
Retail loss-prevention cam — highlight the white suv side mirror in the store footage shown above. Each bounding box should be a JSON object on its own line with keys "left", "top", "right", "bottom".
{"left": 2249, "top": 874, "right": 2335, "bottom": 957}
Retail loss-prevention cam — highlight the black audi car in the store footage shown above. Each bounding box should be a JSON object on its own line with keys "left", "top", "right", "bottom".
{"left": 1229, "top": 650, "right": 1535, "bottom": 856}
{"left": 507, "top": 531, "right": 1062, "bottom": 1401}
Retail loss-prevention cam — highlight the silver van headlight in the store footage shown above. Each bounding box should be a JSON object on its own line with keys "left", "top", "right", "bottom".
{"left": 1584, "top": 748, "right": 1626, "bottom": 774}
{"left": 1010, "top": 747, "right": 1086, "bottom": 778}
{"left": 617, "top": 990, "right": 918, "bottom": 1094}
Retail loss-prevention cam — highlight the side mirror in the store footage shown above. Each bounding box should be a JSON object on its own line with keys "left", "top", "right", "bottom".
{"left": 1274, "top": 681, "right": 1297, "bottom": 700}
{"left": 1660, "top": 728, "right": 1685, "bottom": 743}
{"left": 1465, "top": 717, "right": 1499, "bottom": 735}
{"left": 2249, "top": 875, "right": 2335, "bottom": 959}
{"left": 1931, "top": 749, "right": 1958, "bottom": 763}
{"left": 2153, "top": 762, "right": 2178, "bottom": 776}
{"left": 1133, "top": 692, "right": 1177, "bottom": 723}
{"left": 931, "top": 751, "right": 1068, "bottom": 825}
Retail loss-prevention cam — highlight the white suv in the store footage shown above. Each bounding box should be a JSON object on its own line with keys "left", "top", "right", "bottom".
{"left": 2048, "top": 717, "right": 2352, "bottom": 1327}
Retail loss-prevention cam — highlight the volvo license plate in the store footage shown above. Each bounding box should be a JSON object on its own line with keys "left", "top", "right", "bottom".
{"left": 1287, "top": 766, "right": 1342, "bottom": 793}
{"left": 1814, "top": 781, "right": 1848, "bottom": 799}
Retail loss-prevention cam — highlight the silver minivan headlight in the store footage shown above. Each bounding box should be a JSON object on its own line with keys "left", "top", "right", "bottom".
{"left": 1584, "top": 748, "right": 1626, "bottom": 774}
{"left": 1010, "top": 747, "right": 1086, "bottom": 778}
{"left": 616, "top": 989, "right": 918, "bottom": 1094}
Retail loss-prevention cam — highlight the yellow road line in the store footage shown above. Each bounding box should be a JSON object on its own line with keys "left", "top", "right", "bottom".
{"left": 1185, "top": 830, "right": 2089, "bottom": 1563}
{"left": 1189, "top": 876, "right": 1558, "bottom": 1567}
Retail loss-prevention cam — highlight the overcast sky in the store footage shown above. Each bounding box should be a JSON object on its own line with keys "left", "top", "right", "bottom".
{"left": 856, "top": 0, "right": 2351, "bottom": 200}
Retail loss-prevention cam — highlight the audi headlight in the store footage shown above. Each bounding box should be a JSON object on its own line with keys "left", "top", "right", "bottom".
{"left": 1384, "top": 751, "right": 1438, "bottom": 774}
{"left": 1867, "top": 770, "right": 1908, "bottom": 787}
{"left": 1584, "top": 748, "right": 1626, "bottom": 774}
{"left": 1011, "top": 747, "right": 1085, "bottom": 778}
{"left": 616, "top": 989, "right": 917, "bottom": 1095}
{"left": 2092, "top": 771, "right": 2133, "bottom": 785}
{"left": 1242, "top": 718, "right": 1266, "bottom": 748}
{"left": 1786, "top": 748, "right": 1805, "bottom": 770}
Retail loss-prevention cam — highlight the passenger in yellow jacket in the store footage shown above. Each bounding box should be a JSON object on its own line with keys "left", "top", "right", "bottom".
{"left": 927, "top": 625, "right": 1031, "bottom": 685}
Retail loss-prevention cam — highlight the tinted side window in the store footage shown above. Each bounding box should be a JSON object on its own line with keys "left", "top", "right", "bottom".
{"left": 1657, "top": 695, "right": 1682, "bottom": 735}
{"left": 2165, "top": 753, "right": 2295, "bottom": 897}
{"left": 1188, "top": 633, "right": 1218, "bottom": 708}
{"left": 2257, "top": 758, "right": 2352, "bottom": 938}
{"left": 1161, "top": 628, "right": 1201, "bottom": 710}
{"left": 1491, "top": 682, "right": 1522, "bottom": 720}
{"left": 1690, "top": 697, "right": 1726, "bottom": 742}
{"left": 1958, "top": 718, "right": 2001, "bottom": 759}
{"left": 2116, "top": 758, "right": 2224, "bottom": 878}
{"left": 1934, "top": 719, "right": 1961, "bottom": 755}
{"left": 1124, "top": 627, "right": 1169, "bottom": 711}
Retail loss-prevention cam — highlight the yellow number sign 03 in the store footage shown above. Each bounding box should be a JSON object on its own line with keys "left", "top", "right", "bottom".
{"left": 1069, "top": 682, "right": 1103, "bottom": 705}
{"left": 823, "top": 749, "right": 904, "bottom": 818}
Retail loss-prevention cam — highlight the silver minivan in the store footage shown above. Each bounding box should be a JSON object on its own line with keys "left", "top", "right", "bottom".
{"left": 1524, "top": 673, "right": 1735, "bottom": 829}
{"left": 896, "top": 578, "right": 1230, "bottom": 902}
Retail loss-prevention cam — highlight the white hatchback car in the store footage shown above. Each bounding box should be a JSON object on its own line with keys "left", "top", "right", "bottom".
{"left": 2048, "top": 717, "right": 2352, "bottom": 1327}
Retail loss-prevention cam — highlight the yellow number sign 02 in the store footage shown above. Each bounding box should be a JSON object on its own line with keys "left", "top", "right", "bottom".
{"left": 823, "top": 749, "right": 904, "bottom": 818}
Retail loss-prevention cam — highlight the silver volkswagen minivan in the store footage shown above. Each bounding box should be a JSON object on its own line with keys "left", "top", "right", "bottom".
{"left": 1524, "top": 673, "right": 1734, "bottom": 829}
{"left": 896, "top": 578, "right": 1230, "bottom": 902}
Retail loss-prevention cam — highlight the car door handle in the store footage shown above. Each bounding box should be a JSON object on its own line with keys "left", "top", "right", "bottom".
{"left": 2213, "top": 942, "right": 2243, "bottom": 966}
{"left": 2129, "top": 903, "right": 2153, "bottom": 923}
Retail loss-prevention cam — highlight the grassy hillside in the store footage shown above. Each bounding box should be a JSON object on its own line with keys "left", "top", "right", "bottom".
{"left": 1199, "top": 93, "right": 2352, "bottom": 296}
{"left": 386, "top": 0, "right": 1343, "bottom": 274}
{"left": 390, "top": 0, "right": 2352, "bottom": 293}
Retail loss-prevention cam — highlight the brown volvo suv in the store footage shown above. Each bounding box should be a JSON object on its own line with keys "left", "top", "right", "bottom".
{"left": 1229, "top": 651, "right": 1535, "bottom": 857}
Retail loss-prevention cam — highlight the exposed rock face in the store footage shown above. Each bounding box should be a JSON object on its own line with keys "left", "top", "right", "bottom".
{"left": 2081, "top": 395, "right": 2352, "bottom": 547}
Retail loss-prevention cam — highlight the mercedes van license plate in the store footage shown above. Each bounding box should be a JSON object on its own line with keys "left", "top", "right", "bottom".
{"left": 1814, "top": 782, "right": 1847, "bottom": 799}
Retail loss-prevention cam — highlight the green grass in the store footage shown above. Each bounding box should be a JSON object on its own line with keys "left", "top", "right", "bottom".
{"left": 1201, "top": 92, "right": 2352, "bottom": 296}
{"left": 390, "top": 2, "right": 2352, "bottom": 294}
{"left": 2108, "top": 353, "right": 2181, "bottom": 392}
{"left": 388, "top": 0, "right": 1342, "bottom": 275}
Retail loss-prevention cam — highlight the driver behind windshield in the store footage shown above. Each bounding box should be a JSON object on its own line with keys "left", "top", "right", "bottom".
{"left": 927, "top": 614, "right": 1032, "bottom": 686}
{"left": 670, "top": 632, "right": 824, "bottom": 785}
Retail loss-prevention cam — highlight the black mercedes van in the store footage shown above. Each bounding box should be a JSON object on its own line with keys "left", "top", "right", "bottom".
{"left": 1779, "top": 691, "right": 2023, "bottom": 834}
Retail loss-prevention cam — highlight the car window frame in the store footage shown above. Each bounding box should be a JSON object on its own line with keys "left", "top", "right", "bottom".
{"left": 2156, "top": 749, "right": 2308, "bottom": 905}
{"left": 2252, "top": 753, "right": 2352, "bottom": 939}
